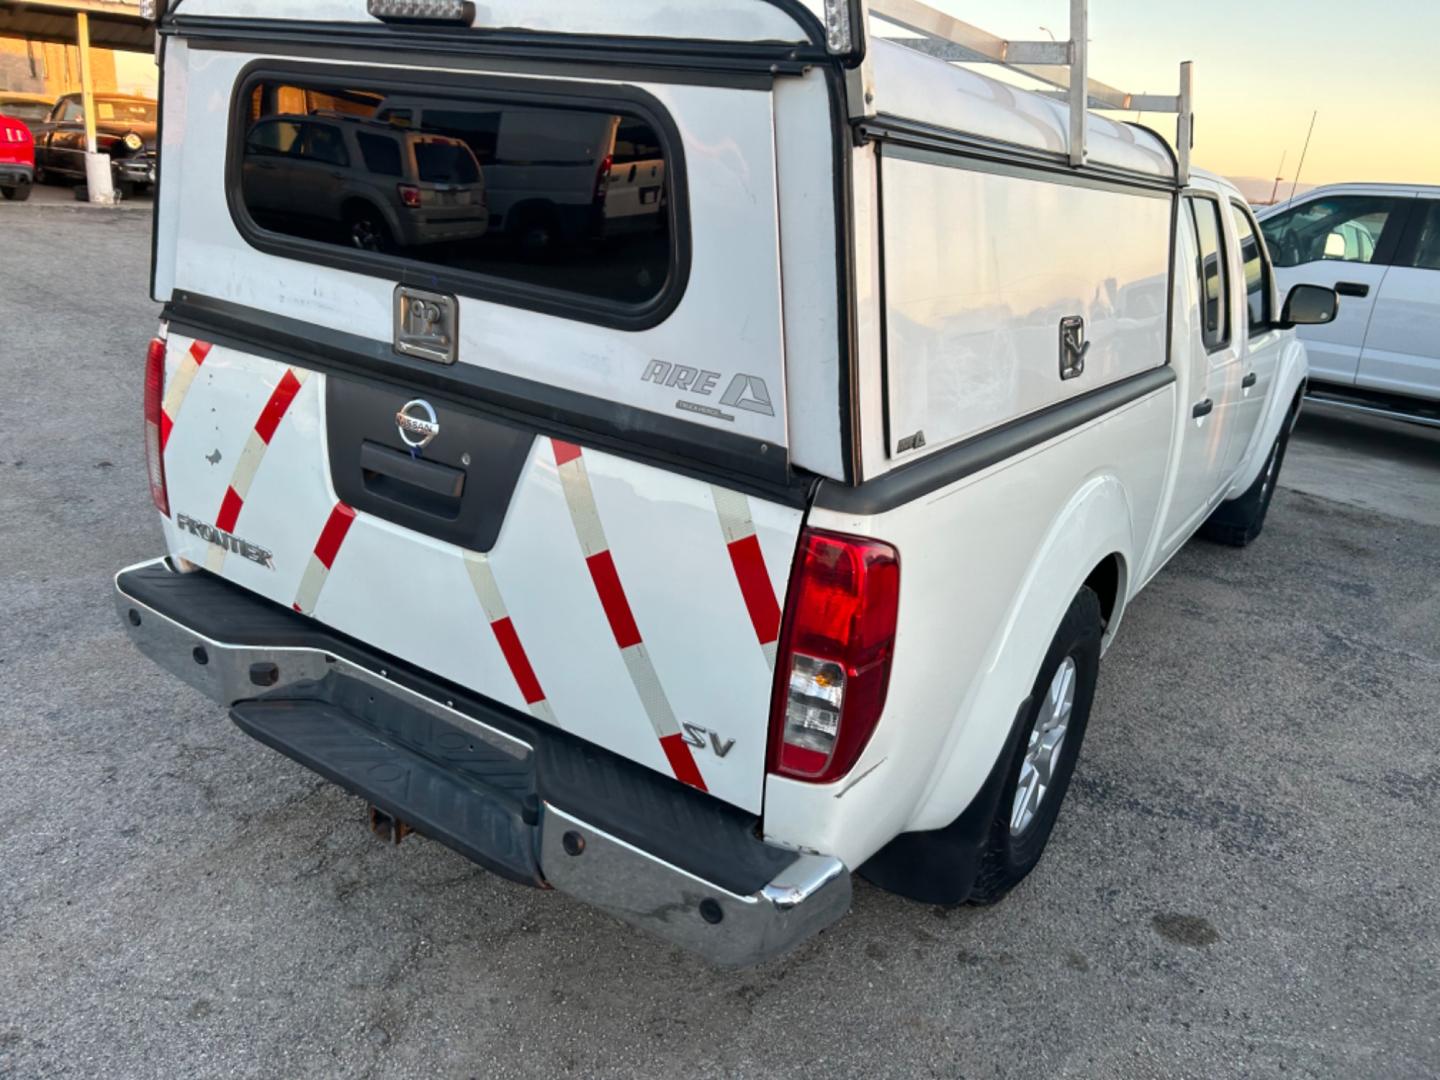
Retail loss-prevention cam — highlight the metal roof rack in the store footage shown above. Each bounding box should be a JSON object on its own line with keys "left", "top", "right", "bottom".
{"left": 865, "top": 0, "right": 1193, "bottom": 183}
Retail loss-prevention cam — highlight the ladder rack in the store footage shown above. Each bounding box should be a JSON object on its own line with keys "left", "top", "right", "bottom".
{"left": 864, "top": 0, "right": 1193, "bottom": 183}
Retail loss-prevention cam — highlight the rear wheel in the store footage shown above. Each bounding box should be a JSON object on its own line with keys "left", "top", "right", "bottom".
{"left": 1, "top": 181, "right": 31, "bottom": 202}
{"left": 345, "top": 205, "right": 393, "bottom": 253}
{"left": 968, "top": 587, "right": 1102, "bottom": 905}
{"left": 1199, "top": 405, "right": 1295, "bottom": 548}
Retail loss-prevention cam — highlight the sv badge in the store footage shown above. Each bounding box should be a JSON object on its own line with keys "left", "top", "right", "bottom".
{"left": 680, "top": 722, "right": 735, "bottom": 758}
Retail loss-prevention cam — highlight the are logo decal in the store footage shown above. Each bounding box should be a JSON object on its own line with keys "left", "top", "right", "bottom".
{"left": 641, "top": 360, "right": 775, "bottom": 421}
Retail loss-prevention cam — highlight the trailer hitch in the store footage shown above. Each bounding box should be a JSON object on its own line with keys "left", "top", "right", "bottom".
{"left": 368, "top": 804, "right": 413, "bottom": 846}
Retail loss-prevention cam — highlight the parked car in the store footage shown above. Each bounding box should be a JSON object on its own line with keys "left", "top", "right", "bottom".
{"left": 116, "top": 0, "right": 1338, "bottom": 966}
{"left": 241, "top": 112, "right": 489, "bottom": 252}
{"left": 1259, "top": 183, "right": 1440, "bottom": 427}
{"left": 373, "top": 96, "right": 664, "bottom": 253}
{"left": 0, "top": 110, "right": 34, "bottom": 201}
{"left": 0, "top": 91, "right": 54, "bottom": 129}
{"left": 32, "top": 92, "right": 157, "bottom": 196}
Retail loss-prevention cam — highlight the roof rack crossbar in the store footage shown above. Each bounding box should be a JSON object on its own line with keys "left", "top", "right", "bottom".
{"left": 866, "top": 0, "right": 1193, "bottom": 183}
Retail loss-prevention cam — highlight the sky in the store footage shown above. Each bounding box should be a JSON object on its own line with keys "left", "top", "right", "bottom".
{"left": 917, "top": 0, "right": 1440, "bottom": 191}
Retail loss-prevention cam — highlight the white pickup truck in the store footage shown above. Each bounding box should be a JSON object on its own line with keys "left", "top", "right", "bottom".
{"left": 117, "top": 0, "right": 1339, "bottom": 965}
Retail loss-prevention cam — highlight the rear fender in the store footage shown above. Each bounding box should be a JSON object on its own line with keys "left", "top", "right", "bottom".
{"left": 906, "top": 472, "right": 1135, "bottom": 833}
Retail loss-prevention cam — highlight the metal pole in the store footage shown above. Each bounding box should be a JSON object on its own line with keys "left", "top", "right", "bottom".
{"left": 1268, "top": 150, "right": 1287, "bottom": 206}
{"left": 1175, "top": 61, "right": 1192, "bottom": 186}
{"left": 77, "top": 12, "right": 97, "bottom": 154}
{"left": 1286, "top": 111, "right": 1317, "bottom": 211}
{"left": 1067, "top": 0, "right": 1087, "bottom": 167}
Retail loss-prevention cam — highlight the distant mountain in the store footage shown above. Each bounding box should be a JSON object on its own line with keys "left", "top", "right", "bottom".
{"left": 1228, "top": 175, "right": 1315, "bottom": 207}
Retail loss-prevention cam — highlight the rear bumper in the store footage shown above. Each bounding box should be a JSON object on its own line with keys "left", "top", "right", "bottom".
{"left": 0, "top": 163, "right": 33, "bottom": 186}
{"left": 114, "top": 558, "right": 850, "bottom": 966}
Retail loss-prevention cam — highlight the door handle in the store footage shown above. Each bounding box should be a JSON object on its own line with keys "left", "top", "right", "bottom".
{"left": 1335, "top": 281, "right": 1370, "bottom": 298}
{"left": 1242, "top": 372, "right": 1257, "bottom": 389}
{"left": 1192, "top": 398, "right": 1214, "bottom": 419}
{"left": 360, "top": 441, "right": 465, "bottom": 517}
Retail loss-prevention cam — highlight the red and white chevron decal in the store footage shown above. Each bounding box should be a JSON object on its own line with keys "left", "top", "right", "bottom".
{"left": 159, "top": 339, "right": 211, "bottom": 452}
{"left": 205, "top": 367, "right": 307, "bottom": 572}
{"left": 292, "top": 501, "right": 356, "bottom": 616}
{"left": 463, "top": 552, "right": 556, "bottom": 725}
{"left": 551, "top": 438, "right": 707, "bottom": 792}
{"left": 710, "top": 485, "right": 782, "bottom": 670}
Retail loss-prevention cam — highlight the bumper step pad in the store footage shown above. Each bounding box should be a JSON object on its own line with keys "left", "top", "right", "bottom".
{"left": 232, "top": 688, "right": 541, "bottom": 884}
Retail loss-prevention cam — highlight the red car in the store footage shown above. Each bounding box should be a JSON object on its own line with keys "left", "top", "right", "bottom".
{"left": 0, "top": 110, "right": 34, "bottom": 201}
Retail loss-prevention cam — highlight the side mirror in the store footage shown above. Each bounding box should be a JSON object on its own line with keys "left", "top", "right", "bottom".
{"left": 1278, "top": 283, "right": 1339, "bottom": 328}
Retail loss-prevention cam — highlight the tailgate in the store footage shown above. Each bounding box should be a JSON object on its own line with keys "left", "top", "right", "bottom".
{"left": 157, "top": 330, "right": 802, "bottom": 812}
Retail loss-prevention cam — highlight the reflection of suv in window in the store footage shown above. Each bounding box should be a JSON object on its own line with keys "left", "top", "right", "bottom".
{"left": 374, "top": 98, "right": 665, "bottom": 255}
{"left": 241, "top": 114, "right": 489, "bottom": 252}
{"left": 1258, "top": 183, "right": 1440, "bottom": 427}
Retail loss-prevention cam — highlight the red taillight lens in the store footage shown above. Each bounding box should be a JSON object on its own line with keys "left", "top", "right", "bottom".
{"left": 594, "top": 153, "right": 613, "bottom": 202}
{"left": 768, "top": 528, "right": 900, "bottom": 782}
{"left": 143, "top": 336, "right": 169, "bottom": 516}
{"left": 397, "top": 183, "right": 422, "bottom": 208}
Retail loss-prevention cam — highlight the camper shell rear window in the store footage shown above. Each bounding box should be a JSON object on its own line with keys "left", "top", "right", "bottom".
{"left": 227, "top": 64, "right": 688, "bottom": 330}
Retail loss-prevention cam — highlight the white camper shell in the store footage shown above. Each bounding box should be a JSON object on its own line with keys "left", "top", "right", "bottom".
{"left": 117, "top": 0, "right": 1337, "bottom": 965}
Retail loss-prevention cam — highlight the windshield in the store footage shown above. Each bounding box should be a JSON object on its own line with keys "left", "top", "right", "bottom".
{"left": 96, "top": 99, "right": 156, "bottom": 124}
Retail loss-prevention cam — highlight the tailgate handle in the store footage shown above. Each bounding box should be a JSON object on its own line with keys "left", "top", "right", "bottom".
{"left": 360, "top": 441, "right": 465, "bottom": 518}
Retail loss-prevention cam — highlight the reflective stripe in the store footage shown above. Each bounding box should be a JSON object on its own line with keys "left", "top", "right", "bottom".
{"left": 710, "top": 485, "right": 781, "bottom": 669}
{"left": 159, "top": 339, "right": 211, "bottom": 452}
{"left": 206, "top": 368, "right": 308, "bottom": 572}
{"left": 293, "top": 502, "right": 355, "bottom": 615}
{"left": 463, "top": 551, "right": 556, "bottom": 725}
{"left": 551, "top": 439, "right": 706, "bottom": 792}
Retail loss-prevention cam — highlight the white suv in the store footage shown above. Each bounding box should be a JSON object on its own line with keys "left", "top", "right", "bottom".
{"left": 1258, "top": 184, "right": 1440, "bottom": 427}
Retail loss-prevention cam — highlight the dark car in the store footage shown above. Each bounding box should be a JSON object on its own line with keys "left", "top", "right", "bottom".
{"left": 33, "top": 92, "right": 157, "bottom": 197}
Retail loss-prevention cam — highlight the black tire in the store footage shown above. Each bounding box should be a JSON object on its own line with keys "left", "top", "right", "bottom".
{"left": 33, "top": 163, "right": 49, "bottom": 185}
{"left": 1199, "top": 405, "right": 1295, "bottom": 548}
{"left": 968, "top": 587, "right": 1103, "bottom": 905}
{"left": 344, "top": 205, "right": 394, "bottom": 253}
{"left": 117, "top": 180, "right": 137, "bottom": 200}
{"left": 1, "top": 181, "right": 31, "bottom": 202}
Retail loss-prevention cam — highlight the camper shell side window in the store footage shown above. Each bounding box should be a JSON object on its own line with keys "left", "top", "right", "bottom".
{"left": 227, "top": 63, "right": 690, "bottom": 332}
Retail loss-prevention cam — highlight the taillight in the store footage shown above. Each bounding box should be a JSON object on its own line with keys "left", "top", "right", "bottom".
{"left": 143, "top": 336, "right": 169, "bottom": 516}
{"left": 594, "top": 153, "right": 613, "bottom": 203}
{"left": 768, "top": 528, "right": 900, "bottom": 783}
{"left": 397, "top": 183, "right": 422, "bottom": 208}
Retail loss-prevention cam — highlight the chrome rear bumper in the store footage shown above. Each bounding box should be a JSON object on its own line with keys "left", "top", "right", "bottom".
{"left": 114, "top": 558, "right": 850, "bottom": 966}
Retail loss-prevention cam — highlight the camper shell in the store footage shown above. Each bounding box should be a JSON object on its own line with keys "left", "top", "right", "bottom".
{"left": 117, "top": 0, "right": 1329, "bottom": 964}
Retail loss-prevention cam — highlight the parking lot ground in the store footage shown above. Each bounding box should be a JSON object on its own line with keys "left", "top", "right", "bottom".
{"left": 2, "top": 210, "right": 1437, "bottom": 1080}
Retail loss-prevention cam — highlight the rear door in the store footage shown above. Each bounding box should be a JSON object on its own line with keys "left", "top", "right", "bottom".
{"left": 1222, "top": 200, "right": 1284, "bottom": 477}
{"left": 1355, "top": 199, "right": 1440, "bottom": 402}
{"left": 1258, "top": 193, "right": 1410, "bottom": 386}
{"left": 1158, "top": 193, "right": 1241, "bottom": 555}
{"left": 155, "top": 39, "right": 804, "bottom": 813}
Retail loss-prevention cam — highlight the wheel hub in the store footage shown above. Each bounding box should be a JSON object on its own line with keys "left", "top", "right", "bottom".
{"left": 1011, "top": 655, "right": 1077, "bottom": 836}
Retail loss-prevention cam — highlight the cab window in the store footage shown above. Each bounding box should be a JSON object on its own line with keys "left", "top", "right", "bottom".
{"left": 1228, "top": 202, "right": 1273, "bottom": 333}
{"left": 1186, "top": 196, "right": 1230, "bottom": 351}
{"left": 1259, "top": 196, "right": 1400, "bottom": 268}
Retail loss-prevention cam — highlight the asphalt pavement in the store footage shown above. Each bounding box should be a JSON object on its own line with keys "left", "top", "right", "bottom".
{"left": 1, "top": 205, "right": 1437, "bottom": 1080}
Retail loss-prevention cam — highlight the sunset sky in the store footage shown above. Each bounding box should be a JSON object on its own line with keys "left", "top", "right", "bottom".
{"left": 917, "top": 0, "right": 1440, "bottom": 190}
